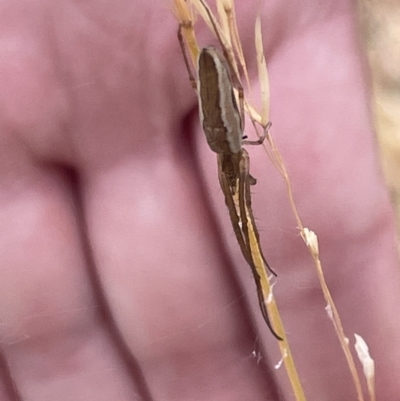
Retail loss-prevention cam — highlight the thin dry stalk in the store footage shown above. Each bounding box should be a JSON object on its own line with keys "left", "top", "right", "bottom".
{"left": 254, "top": 17, "right": 270, "bottom": 127}
{"left": 218, "top": 0, "right": 251, "bottom": 89}
{"left": 256, "top": 51, "right": 367, "bottom": 401}
{"left": 246, "top": 209, "right": 306, "bottom": 401}
{"left": 303, "top": 229, "right": 365, "bottom": 401}
{"left": 173, "top": 1, "right": 306, "bottom": 400}
{"left": 174, "top": 0, "right": 199, "bottom": 64}
{"left": 260, "top": 119, "right": 366, "bottom": 401}
{"left": 174, "top": 1, "right": 376, "bottom": 400}
{"left": 250, "top": 11, "right": 369, "bottom": 401}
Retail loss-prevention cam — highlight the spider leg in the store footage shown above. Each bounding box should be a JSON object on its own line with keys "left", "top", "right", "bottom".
{"left": 242, "top": 121, "right": 272, "bottom": 146}
{"left": 217, "top": 155, "right": 253, "bottom": 267}
{"left": 236, "top": 150, "right": 281, "bottom": 339}
{"left": 241, "top": 150, "right": 278, "bottom": 277}
{"left": 177, "top": 25, "right": 197, "bottom": 90}
{"left": 254, "top": 275, "right": 283, "bottom": 341}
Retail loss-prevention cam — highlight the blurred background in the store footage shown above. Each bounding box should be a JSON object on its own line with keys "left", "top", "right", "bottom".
{"left": 359, "top": 0, "right": 400, "bottom": 244}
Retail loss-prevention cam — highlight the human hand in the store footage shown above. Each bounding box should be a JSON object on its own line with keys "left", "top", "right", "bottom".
{"left": 0, "top": 1, "right": 399, "bottom": 400}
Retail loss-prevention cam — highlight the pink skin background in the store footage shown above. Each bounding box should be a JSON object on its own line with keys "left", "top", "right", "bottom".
{"left": 0, "top": 1, "right": 399, "bottom": 400}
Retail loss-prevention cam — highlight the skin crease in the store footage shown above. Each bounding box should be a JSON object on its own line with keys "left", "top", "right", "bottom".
{"left": 0, "top": 0, "right": 399, "bottom": 400}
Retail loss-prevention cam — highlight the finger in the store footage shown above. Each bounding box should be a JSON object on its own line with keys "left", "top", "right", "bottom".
{"left": 0, "top": 161, "right": 141, "bottom": 399}
{"left": 0, "top": 2, "right": 178, "bottom": 400}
